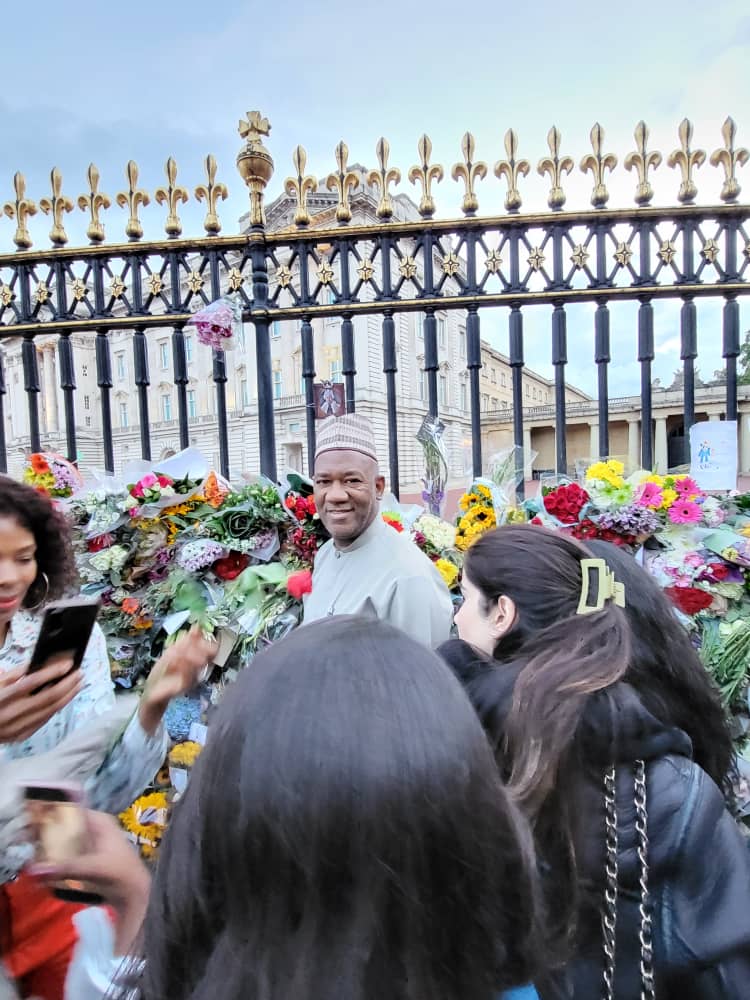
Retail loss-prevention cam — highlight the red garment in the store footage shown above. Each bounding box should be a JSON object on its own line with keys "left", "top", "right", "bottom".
{"left": 0, "top": 873, "right": 84, "bottom": 1000}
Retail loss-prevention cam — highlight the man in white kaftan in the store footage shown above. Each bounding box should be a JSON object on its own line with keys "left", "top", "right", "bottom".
{"left": 303, "top": 414, "right": 452, "bottom": 648}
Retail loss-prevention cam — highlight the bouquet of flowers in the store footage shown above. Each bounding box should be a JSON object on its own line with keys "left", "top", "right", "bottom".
{"left": 23, "top": 453, "right": 82, "bottom": 498}
{"left": 187, "top": 296, "right": 242, "bottom": 352}
{"left": 282, "top": 473, "right": 329, "bottom": 567}
{"left": 416, "top": 415, "right": 448, "bottom": 517}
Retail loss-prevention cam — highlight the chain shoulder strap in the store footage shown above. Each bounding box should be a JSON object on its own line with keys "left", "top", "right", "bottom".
{"left": 601, "top": 760, "right": 655, "bottom": 1000}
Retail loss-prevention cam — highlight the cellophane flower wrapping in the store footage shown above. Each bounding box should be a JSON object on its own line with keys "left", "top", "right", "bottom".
{"left": 416, "top": 415, "right": 448, "bottom": 517}
{"left": 188, "top": 296, "right": 242, "bottom": 352}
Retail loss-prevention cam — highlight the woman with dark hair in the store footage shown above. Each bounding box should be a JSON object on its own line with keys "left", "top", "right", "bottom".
{"left": 43, "top": 616, "right": 543, "bottom": 1000}
{"left": 585, "top": 538, "right": 736, "bottom": 796}
{"left": 440, "top": 524, "right": 750, "bottom": 999}
{"left": 0, "top": 476, "right": 215, "bottom": 999}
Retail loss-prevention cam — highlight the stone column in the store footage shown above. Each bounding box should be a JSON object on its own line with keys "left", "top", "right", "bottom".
{"left": 739, "top": 409, "right": 750, "bottom": 474}
{"left": 43, "top": 345, "right": 58, "bottom": 434}
{"left": 523, "top": 427, "right": 533, "bottom": 478}
{"left": 627, "top": 419, "right": 640, "bottom": 469}
{"left": 589, "top": 421, "right": 598, "bottom": 458}
{"left": 654, "top": 417, "right": 668, "bottom": 473}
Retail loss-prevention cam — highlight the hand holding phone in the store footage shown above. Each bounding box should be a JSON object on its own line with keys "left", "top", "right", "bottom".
{"left": 0, "top": 658, "right": 82, "bottom": 743}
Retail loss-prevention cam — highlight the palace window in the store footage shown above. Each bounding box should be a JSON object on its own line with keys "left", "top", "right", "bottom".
{"left": 273, "top": 370, "right": 283, "bottom": 399}
{"left": 161, "top": 394, "right": 172, "bottom": 421}
{"left": 187, "top": 390, "right": 197, "bottom": 418}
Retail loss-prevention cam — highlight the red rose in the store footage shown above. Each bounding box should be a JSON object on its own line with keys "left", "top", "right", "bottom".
{"left": 663, "top": 586, "right": 713, "bottom": 616}
{"left": 156, "top": 474, "right": 173, "bottom": 488}
{"left": 213, "top": 552, "right": 250, "bottom": 581}
{"left": 285, "top": 496, "right": 296, "bottom": 511}
{"left": 287, "top": 569, "right": 313, "bottom": 600}
{"left": 87, "top": 533, "right": 114, "bottom": 552}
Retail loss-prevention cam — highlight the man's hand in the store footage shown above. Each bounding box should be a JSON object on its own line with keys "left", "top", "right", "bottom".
{"left": 138, "top": 626, "right": 217, "bottom": 735}
{"left": 0, "top": 656, "right": 81, "bottom": 743}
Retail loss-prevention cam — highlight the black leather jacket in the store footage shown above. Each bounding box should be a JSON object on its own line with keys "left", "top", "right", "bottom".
{"left": 439, "top": 639, "right": 750, "bottom": 1000}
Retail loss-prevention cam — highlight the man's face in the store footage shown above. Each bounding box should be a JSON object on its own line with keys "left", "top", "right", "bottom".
{"left": 313, "top": 450, "right": 385, "bottom": 546}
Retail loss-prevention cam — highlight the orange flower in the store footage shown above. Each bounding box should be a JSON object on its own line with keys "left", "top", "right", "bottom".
{"left": 121, "top": 598, "right": 140, "bottom": 615}
{"left": 203, "top": 471, "right": 228, "bottom": 508}
{"left": 30, "top": 453, "right": 50, "bottom": 474}
{"left": 133, "top": 616, "right": 153, "bottom": 630}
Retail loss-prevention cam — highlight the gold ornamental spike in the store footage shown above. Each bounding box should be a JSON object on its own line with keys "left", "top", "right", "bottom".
{"left": 580, "top": 123, "right": 618, "bottom": 208}
{"left": 77, "top": 163, "right": 111, "bottom": 244}
{"left": 116, "top": 161, "right": 150, "bottom": 241}
{"left": 195, "top": 154, "right": 228, "bottom": 234}
{"left": 537, "top": 126, "right": 574, "bottom": 211}
{"left": 285, "top": 145, "right": 318, "bottom": 228}
{"left": 236, "top": 111, "right": 274, "bottom": 228}
{"left": 451, "top": 131, "right": 487, "bottom": 216}
{"left": 2, "top": 172, "right": 37, "bottom": 250}
{"left": 39, "top": 167, "right": 74, "bottom": 246}
{"left": 326, "top": 141, "right": 360, "bottom": 224}
{"left": 624, "top": 121, "right": 662, "bottom": 206}
{"left": 710, "top": 117, "right": 749, "bottom": 204}
{"left": 155, "top": 157, "right": 189, "bottom": 238}
{"left": 367, "top": 137, "right": 401, "bottom": 220}
{"left": 494, "top": 129, "right": 530, "bottom": 213}
{"left": 667, "top": 118, "right": 706, "bottom": 205}
{"left": 408, "top": 134, "right": 444, "bottom": 219}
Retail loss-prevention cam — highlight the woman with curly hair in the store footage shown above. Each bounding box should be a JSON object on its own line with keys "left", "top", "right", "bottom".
{"left": 0, "top": 476, "right": 215, "bottom": 1000}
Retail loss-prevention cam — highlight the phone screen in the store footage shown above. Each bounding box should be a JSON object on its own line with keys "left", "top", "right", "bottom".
{"left": 24, "top": 787, "right": 103, "bottom": 903}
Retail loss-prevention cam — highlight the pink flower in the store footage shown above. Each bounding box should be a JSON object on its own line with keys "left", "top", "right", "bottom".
{"left": 130, "top": 483, "right": 144, "bottom": 499}
{"left": 684, "top": 552, "right": 704, "bottom": 569}
{"left": 140, "top": 473, "right": 158, "bottom": 489}
{"left": 156, "top": 474, "right": 173, "bottom": 488}
{"left": 668, "top": 500, "right": 702, "bottom": 525}
{"left": 673, "top": 476, "right": 699, "bottom": 498}
{"left": 635, "top": 482, "right": 663, "bottom": 508}
{"left": 128, "top": 507, "right": 139, "bottom": 517}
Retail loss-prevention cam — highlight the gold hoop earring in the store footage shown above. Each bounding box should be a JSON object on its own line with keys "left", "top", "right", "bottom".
{"left": 26, "top": 572, "right": 50, "bottom": 613}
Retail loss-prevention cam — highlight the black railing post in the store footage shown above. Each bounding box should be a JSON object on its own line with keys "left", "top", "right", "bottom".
{"left": 552, "top": 302, "right": 567, "bottom": 475}
{"left": 595, "top": 302, "right": 610, "bottom": 459}
{"left": 723, "top": 295, "right": 740, "bottom": 422}
{"left": 509, "top": 304, "right": 525, "bottom": 499}
{"left": 21, "top": 336, "right": 41, "bottom": 453}
{"left": 638, "top": 299, "right": 654, "bottom": 470}
{"left": 172, "top": 325, "right": 189, "bottom": 451}
{"left": 382, "top": 309, "right": 400, "bottom": 497}
{"left": 424, "top": 308, "right": 439, "bottom": 418}
{"left": 0, "top": 352, "right": 7, "bottom": 473}
{"left": 301, "top": 316, "right": 316, "bottom": 473}
{"left": 341, "top": 317, "right": 356, "bottom": 413}
{"left": 680, "top": 295, "right": 697, "bottom": 436}
{"left": 466, "top": 304, "right": 482, "bottom": 479}
{"left": 249, "top": 230, "right": 275, "bottom": 482}
{"left": 133, "top": 327, "right": 151, "bottom": 461}
{"left": 57, "top": 334, "right": 77, "bottom": 463}
{"left": 95, "top": 328, "right": 115, "bottom": 474}
{"left": 207, "top": 249, "right": 230, "bottom": 478}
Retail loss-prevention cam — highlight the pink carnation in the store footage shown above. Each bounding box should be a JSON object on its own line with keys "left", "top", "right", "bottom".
{"left": 668, "top": 500, "right": 702, "bottom": 525}
{"left": 635, "top": 482, "right": 664, "bottom": 508}
{"left": 673, "top": 476, "right": 699, "bottom": 498}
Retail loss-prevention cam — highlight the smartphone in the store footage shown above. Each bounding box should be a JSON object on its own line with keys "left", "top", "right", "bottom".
{"left": 24, "top": 783, "right": 103, "bottom": 904}
{"left": 27, "top": 597, "right": 100, "bottom": 683}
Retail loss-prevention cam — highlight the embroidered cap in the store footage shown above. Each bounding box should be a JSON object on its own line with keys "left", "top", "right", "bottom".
{"left": 315, "top": 414, "right": 378, "bottom": 464}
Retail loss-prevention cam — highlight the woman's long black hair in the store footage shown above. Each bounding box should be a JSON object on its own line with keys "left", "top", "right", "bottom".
{"left": 120, "top": 617, "right": 542, "bottom": 1000}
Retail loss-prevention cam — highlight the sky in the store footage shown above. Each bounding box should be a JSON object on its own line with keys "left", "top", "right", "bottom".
{"left": 1, "top": 0, "right": 748, "bottom": 397}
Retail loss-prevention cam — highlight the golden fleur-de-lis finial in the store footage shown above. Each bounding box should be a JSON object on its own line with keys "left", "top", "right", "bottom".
{"left": 194, "top": 154, "right": 228, "bottom": 234}
{"left": 285, "top": 146, "right": 318, "bottom": 228}
{"left": 39, "top": 167, "right": 73, "bottom": 246}
{"left": 537, "top": 127, "right": 574, "bottom": 211}
{"left": 236, "top": 110, "right": 274, "bottom": 228}
{"left": 494, "top": 129, "right": 530, "bottom": 214}
{"left": 367, "top": 137, "right": 401, "bottom": 220}
{"left": 77, "top": 163, "right": 111, "bottom": 243}
{"left": 579, "top": 123, "right": 618, "bottom": 208}
{"left": 155, "top": 157, "right": 189, "bottom": 238}
{"left": 623, "top": 121, "right": 662, "bottom": 206}
{"left": 326, "top": 141, "right": 360, "bottom": 224}
{"left": 667, "top": 118, "right": 706, "bottom": 205}
{"left": 408, "top": 134, "right": 444, "bottom": 219}
{"left": 710, "top": 116, "right": 748, "bottom": 204}
{"left": 2, "top": 172, "right": 37, "bottom": 250}
{"left": 116, "top": 161, "right": 150, "bottom": 241}
{"left": 451, "top": 131, "right": 487, "bottom": 216}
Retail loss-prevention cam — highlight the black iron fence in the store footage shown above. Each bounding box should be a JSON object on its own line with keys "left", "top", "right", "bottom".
{"left": 0, "top": 113, "right": 748, "bottom": 496}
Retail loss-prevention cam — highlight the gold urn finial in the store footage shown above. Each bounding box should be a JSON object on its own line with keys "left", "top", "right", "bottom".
{"left": 77, "top": 163, "right": 111, "bottom": 243}
{"left": 537, "top": 126, "right": 574, "bottom": 211}
{"left": 408, "top": 134, "right": 444, "bottom": 219}
{"left": 710, "top": 116, "right": 748, "bottom": 204}
{"left": 155, "top": 157, "right": 189, "bottom": 238}
{"left": 367, "top": 137, "right": 401, "bottom": 220}
{"left": 2, "top": 172, "right": 38, "bottom": 250}
{"left": 494, "top": 129, "right": 530, "bottom": 214}
{"left": 39, "top": 167, "right": 74, "bottom": 246}
{"left": 285, "top": 145, "right": 318, "bottom": 228}
{"left": 195, "top": 154, "right": 228, "bottom": 234}
{"left": 451, "top": 131, "right": 487, "bottom": 217}
{"left": 116, "top": 161, "right": 150, "bottom": 241}
{"left": 624, "top": 121, "right": 662, "bottom": 206}
{"left": 667, "top": 118, "right": 706, "bottom": 205}
{"left": 326, "top": 141, "right": 360, "bottom": 224}
{"left": 236, "top": 110, "right": 274, "bottom": 228}
{"left": 580, "top": 123, "right": 618, "bottom": 208}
